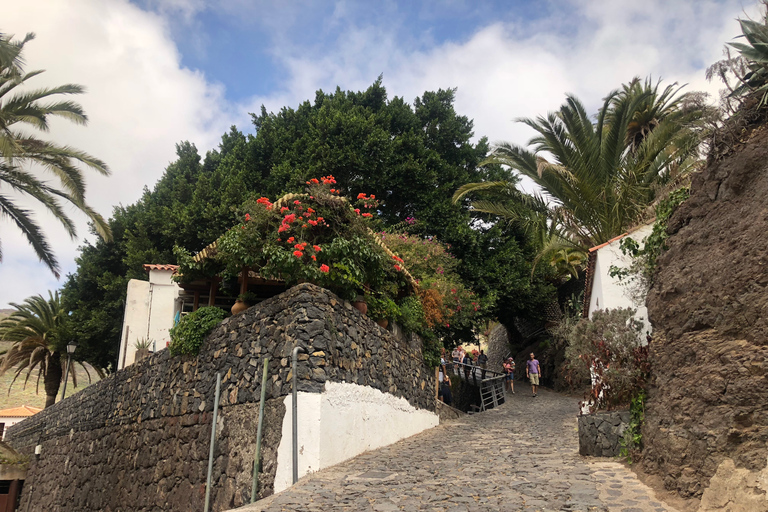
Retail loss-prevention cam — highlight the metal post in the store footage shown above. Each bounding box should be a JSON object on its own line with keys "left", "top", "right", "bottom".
{"left": 204, "top": 372, "right": 222, "bottom": 512}
{"left": 251, "top": 358, "right": 269, "bottom": 503}
{"left": 60, "top": 354, "right": 71, "bottom": 400}
{"left": 291, "top": 346, "right": 306, "bottom": 484}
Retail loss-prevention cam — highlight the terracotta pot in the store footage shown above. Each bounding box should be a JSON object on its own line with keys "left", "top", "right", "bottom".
{"left": 351, "top": 299, "right": 368, "bottom": 315}
{"left": 231, "top": 299, "right": 249, "bottom": 315}
{"left": 134, "top": 348, "right": 150, "bottom": 362}
{"left": 376, "top": 318, "right": 389, "bottom": 329}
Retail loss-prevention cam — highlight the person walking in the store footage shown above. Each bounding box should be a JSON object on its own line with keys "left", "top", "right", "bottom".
{"left": 526, "top": 352, "right": 541, "bottom": 397}
{"left": 462, "top": 351, "right": 473, "bottom": 381}
{"left": 477, "top": 350, "right": 488, "bottom": 379}
{"left": 503, "top": 357, "right": 515, "bottom": 393}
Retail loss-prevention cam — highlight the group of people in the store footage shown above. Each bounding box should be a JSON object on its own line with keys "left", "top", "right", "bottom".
{"left": 503, "top": 353, "right": 541, "bottom": 396}
{"left": 437, "top": 348, "right": 542, "bottom": 405}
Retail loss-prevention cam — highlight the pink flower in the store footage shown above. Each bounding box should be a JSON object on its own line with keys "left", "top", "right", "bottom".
{"left": 320, "top": 264, "right": 330, "bottom": 273}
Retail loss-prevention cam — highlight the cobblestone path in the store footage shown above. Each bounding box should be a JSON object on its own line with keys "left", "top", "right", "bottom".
{"left": 232, "top": 389, "right": 678, "bottom": 512}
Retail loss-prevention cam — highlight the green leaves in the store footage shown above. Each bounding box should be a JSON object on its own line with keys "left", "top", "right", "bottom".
{"left": 0, "top": 32, "right": 111, "bottom": 277}
{"left": 168, "top": 307, "right": 228, "bottom": 356}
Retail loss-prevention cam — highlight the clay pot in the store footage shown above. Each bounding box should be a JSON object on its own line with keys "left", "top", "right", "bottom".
{"left": 376, "top": 318, "right": 389, "bottom": 329}
{"left": 351, "top": 297, "right": 368, "bottom": 315}
{"left": 231, "top": 299, "right": 249, "bottom": 315}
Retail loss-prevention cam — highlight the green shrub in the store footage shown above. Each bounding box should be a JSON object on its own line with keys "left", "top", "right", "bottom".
{"left": 396, "top": 296, "right": 425, "bottom": 334}
{"left": 366, "top": 295, "right": 400, "bottom": 321}
{"left": 169, "top": 307, "right": 229, "bottom": 356}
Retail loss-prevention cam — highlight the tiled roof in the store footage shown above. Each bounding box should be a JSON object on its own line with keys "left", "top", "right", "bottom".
{"left": 0, "top": 405, "right": 42, "bottom": 418}
{"left": 143, "top": 264, "right": 180, "bottom": 272}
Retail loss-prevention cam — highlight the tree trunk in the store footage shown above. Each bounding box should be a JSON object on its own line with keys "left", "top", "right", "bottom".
{"left": 44, "top": 351, "right": 63, "bottom": 409}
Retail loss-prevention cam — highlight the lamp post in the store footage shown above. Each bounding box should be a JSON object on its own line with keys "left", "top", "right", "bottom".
{"left": 60, "top": 342, "right": 77, "bottom": 400}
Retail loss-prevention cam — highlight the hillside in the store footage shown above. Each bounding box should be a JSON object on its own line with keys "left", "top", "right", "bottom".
{"left": 643, "top": 106, "right": 768, "bottom": 508}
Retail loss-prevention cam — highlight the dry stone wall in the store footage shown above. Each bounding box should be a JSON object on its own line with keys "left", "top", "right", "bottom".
{"left": 644, "top": 124, "right": 768, "bottom": 499}
{"left": 578, "top": 411, "right": 630, "bottom": 457}
{"left": 7, "top": 283, "right": 435, "bottom": 512}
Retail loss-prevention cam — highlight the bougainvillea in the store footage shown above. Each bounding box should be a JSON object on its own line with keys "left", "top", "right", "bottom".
{"left": 214, "top": 176, "right": 407, "bottom": 301}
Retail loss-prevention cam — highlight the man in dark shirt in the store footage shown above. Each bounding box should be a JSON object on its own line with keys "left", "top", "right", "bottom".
{"left": 476, "top": 350, "right": 489, "bottom": 379}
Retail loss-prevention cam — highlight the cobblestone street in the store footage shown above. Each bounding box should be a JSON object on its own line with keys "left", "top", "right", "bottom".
{"left": 233, "top": 389, "right": 679, "bottom": 512}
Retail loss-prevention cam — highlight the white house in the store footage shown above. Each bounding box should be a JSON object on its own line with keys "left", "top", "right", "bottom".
{"left": 582, "top": 222, "right": 654, "bottom": 336}
{"left": 0, "top": 405, "right": 41, "bottom": 440}
{"left": 118, "top": 264, "right": 182, "bottom": 370}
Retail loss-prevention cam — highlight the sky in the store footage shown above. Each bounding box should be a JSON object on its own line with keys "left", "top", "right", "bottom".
{"left": 0, "top": 0, "right": 760, "bottom": 307}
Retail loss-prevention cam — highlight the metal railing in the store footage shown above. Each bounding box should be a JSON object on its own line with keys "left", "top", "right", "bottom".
{"left": 441, "top": 361, "right": 507, "bottom": 411}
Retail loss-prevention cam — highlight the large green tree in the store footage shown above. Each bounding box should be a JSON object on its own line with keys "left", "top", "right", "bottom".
{"left": 0, "top": 32, "right": 111, "bottom": 277}
{"left": 63, "top": 80, "right": 554, "bottom": 365}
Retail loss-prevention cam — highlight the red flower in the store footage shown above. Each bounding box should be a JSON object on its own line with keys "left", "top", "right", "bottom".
{"left": 293, "top": 200, "right": 301, "bottom": 205}
{"left": 370, "top": 194, "right": 375, "bottom": 200}
{"left": 308, "top": 220, "right": 318, "bottom": 226}
{"left": 284, "top": 214, "right": 296, "bottom": 224}
{"left": 310, "top": 178, "right": 319, "bottom": 184}
{"left": 287, "top": 237, "right": 295, "bottom": 243}
{"left": 394, "top": 264, "right": 401, "bottom": 271}
{"left": 245, "top": 213, "right": 251, "bottom": 221}
{"left": 361, "top": 213, "right": 373, "bottom": 218}
{"left": 293, "top": 251, "right": 303, "bottom": 258}
{"left": 303, "top": 212, "right": 311, "bottom": 218}
{"left": 307, "top": 207, "right": 315, "bottom": 213}
{"left": 311, "top": 255, "right": 317, "bottom": 261}
{"left": 320, "top": 264, "right": 330, "bottom": 273}
{"left": 281, "top": 206, "right": 289, "bottom": 213}
{"left": 355, "top": 209, "right": 361, "bottom": 215}
{"left": 313, "top": 245, "right": 321, "bottom": 252}
{"left": 357, "top": 193, "right": 367, "bottom": 199}
{"left": 278, "top": 224, "right": 289, "bottom": 233}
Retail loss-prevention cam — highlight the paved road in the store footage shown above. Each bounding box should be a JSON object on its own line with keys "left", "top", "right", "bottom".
{"left": 232, "top": 389, "right": 678, "bottom": 512}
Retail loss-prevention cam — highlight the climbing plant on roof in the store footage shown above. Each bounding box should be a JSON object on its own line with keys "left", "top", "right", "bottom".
{"left": 212, "top": 176, "right": 411, "bottom": 302}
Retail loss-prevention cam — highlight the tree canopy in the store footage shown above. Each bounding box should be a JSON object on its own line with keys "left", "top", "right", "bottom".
{"left": 61, "top": 79, "right": 554, "bottom": 368}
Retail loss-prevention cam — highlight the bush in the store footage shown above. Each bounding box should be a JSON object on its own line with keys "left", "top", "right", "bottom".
{"left": 169, "top": 307, "right": 229, "bottom": 356}
{"left": 564, "top": 308, "right": 650, "bottom": 412}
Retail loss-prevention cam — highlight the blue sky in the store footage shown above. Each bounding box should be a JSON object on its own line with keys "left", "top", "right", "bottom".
{"left": 1, "top": 0, "right": 760, "bottom": 307}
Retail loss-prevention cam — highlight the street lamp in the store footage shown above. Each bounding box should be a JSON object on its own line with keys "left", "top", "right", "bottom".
{"left": 60, "top": 342, "right": 77, "bottom": 400}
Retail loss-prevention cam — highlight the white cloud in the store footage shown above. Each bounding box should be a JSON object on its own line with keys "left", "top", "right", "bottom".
{"left": 1, "top": 0, "right": 241, "bottom": 306}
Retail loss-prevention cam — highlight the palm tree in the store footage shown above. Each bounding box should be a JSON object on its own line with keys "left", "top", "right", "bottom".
{"left": 457, "top": 79, "right": 700, "bottom": 252}
{"left": 0, "top": 32, "right": 111, "bottom": 278}
{"left": 0, "top": 291, "right": 102, "bottom": 408}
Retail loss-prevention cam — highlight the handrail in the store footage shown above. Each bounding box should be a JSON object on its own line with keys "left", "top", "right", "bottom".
{"left": 443, "top": 360, "right": 505, "bottom": 382}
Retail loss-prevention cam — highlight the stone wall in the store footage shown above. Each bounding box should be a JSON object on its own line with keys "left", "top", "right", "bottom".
{"left": 7, "top": 283, "right": 436, "bottom": 512}
{"left": 644, "top": 121, "right": 768, "bottom": 498}
{"left": 578, "top": 411, "right": 630, "bottom": 457}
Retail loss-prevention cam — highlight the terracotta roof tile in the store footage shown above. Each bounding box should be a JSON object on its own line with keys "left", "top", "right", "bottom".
{"left": 143, "top": 264, "right": 180, "bottom": 272}
{"left": 0, "top": 405, "right": 42, "bottom": 417}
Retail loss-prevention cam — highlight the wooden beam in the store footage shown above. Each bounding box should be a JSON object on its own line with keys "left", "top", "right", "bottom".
{"left": 193, "top": 291, "right": 200, "bottom": 311}
{"left": 239, "top": 267, "right": 249, "bottom": 296}
{"left": 208, "top": 281, "right": 218, "bottom": 307}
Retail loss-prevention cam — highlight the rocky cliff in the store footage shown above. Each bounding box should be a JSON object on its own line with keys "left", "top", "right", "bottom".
{"left": 643, "top": 121, "right": 768, "bottom": 506}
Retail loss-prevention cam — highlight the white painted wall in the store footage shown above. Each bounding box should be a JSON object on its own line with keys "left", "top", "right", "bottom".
{"left": 118, "top": 268, "right": 181, "bottom": 369}
{"left": 0, "top": 416, "right": 29, "bottom": 440}
{"left": 273, "top": 382, "right": 439, "bottom": 493}
{"left": 588, "top": 223, "right": 654, "bottom": 337}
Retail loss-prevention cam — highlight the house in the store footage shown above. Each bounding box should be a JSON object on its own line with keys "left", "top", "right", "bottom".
{"left": 117, "top": 264, "right": 182, "bottom": 370}
{"left": 582, "top": 222, "right": 654, "bottom": 336}
{"left": 0, "top": 405, "right": 41, "bottom": 440}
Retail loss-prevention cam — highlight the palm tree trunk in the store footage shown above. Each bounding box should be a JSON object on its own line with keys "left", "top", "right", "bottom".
{"left": 44, "top": 351, "right": 63, "bottom": 409}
